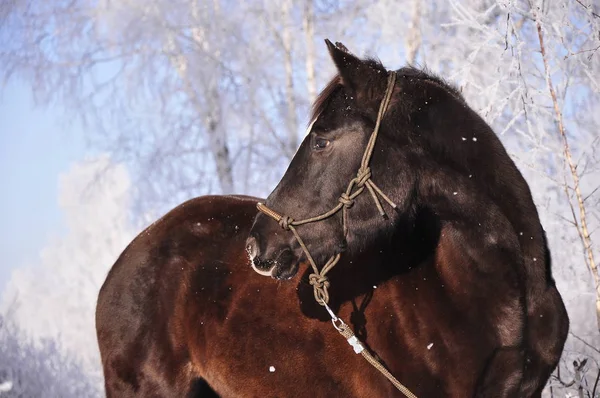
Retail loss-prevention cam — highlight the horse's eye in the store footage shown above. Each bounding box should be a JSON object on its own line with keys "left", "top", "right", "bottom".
{"left": 313, "top": 137, "right": 330, "bottom": 150}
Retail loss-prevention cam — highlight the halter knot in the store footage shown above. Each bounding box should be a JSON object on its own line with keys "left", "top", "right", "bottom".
{"left": 309, "top": 273, "right": 330, "bottom": 304}
{"left": 279, "top": 216, "right": 294, "bottom": 230}
{"left": 309, "top": 273, "right": 330, "bottom": 288}
{"left": 355, "top": 167, "right": 371, "bottom": 187}
{"left": 339, "top": 193, "right": 354, "bottom": 208}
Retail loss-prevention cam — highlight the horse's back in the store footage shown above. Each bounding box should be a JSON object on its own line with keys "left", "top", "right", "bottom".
{"left": 96, "top": 195, "right": 259, "bottom": 397}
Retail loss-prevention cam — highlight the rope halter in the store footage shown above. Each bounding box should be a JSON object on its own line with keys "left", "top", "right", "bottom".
{"left": 256, "top": 71, "right": 397, "bottom": 307}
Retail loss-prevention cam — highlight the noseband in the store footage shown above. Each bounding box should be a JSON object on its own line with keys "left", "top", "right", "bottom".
{"left": 257, "top": 71, "right": 398, "bottom": 306}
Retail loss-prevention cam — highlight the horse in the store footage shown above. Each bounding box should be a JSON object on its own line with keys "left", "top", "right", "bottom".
{"left": 96, "top": 40, "right": 569, "bottom": 397}
{"left": 246, "top": 40, "right": 569, "bottom": 397}
{"left": 97, "top": 194, "right": 432, "bottom": 397}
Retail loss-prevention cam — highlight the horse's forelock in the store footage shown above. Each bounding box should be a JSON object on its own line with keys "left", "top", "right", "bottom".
{"left": 309, "top": 75, "right": 342, "bottom": 127}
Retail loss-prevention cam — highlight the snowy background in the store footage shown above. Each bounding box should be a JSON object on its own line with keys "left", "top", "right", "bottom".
{"left": 0, "top": 0, "right": 599, "bottom": 396}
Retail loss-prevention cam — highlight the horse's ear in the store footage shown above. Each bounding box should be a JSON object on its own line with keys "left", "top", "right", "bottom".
{"left": 325, "top": 39, "right": 383, "bottom": 104}
{"left": 325, "top": 39, "right": 365, "bottom": 91}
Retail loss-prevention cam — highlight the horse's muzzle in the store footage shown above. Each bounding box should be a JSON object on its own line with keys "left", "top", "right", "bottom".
{"left": 246, "top": 235, "right": 299, "bottom": 280}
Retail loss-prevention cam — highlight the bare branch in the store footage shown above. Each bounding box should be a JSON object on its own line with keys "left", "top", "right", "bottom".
{"left": 575, "top": 0, "right": 600, "bottom": 19}
{"left": 570, "top": 332, "right": 600, "bottom": 356}
{"left": 534, "top": 9, "right": 600, "bottom": 332}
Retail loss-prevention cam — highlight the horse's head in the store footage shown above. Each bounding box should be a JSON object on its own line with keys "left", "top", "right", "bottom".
{"left": 247, "top": 40, "right": 410, "bottom": 280}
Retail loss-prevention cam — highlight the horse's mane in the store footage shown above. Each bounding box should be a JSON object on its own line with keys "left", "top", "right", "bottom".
{"left": 309, "top": 64, "right": 465, "bottom": 126}
{"left": 397, "top": 66, "right": 464, "bottom": 102}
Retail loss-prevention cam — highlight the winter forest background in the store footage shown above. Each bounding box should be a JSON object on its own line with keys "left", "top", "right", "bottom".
{"left": 0, "top": 0, "right": 599, "bottom": 396}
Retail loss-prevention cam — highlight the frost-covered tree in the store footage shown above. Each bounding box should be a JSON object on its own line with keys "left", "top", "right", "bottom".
{"left": 0, "top": 0, "right": 425, "bottom": 214}
{"left": 0, "top": 156, "right": 135, "bottom": 392}
{"left": 415, "top": 1, "right": 600, "bottom": 394}
{"left": 0, "top": 313, "right": 99, "bottom": 397}
{"left": 1, "top": 0, "right": 599, "bottom": 395}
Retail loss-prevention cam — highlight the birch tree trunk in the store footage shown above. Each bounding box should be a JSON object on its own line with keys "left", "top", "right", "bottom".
{"left": 190, "top": 0, "right": 234, "bottom": 193}
{"left": 534, "top": 9, "right": 600, "bottom": 332}
{"left": 282, "top": 0, "right": 299, "bottom": 156}
{"left": 303, "top": 0, "right": 317, "bottom": 104}
{"left": 405, "top": 0, "right": 422, "bottom": 64}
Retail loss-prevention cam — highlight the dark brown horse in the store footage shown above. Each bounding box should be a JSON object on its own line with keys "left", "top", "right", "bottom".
{"left": 96, "top": 41, "right": 569, "bottom": 397}
{"left": 246, "top": 41, "right": 569, "bottom": 396}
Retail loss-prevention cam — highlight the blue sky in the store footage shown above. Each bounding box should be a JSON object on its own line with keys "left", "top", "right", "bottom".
{"left": 0, "top": 81, "right": 89, "bottom": 292}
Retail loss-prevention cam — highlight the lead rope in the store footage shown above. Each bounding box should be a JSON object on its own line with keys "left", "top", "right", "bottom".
{"left": 257, "top": 72, "right": 417, "bottom": 398}
{"left": 324, "top": 303, "right": 418, "bottom": 398}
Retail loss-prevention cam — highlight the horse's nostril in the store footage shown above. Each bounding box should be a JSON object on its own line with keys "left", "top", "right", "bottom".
{"left": 246, "top": 236, "right": 258, "bottom": 259}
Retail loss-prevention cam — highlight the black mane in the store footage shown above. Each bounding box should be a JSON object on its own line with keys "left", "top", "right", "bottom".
{"left": 397, "top": 66, "right": 465, "bottom": 102}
